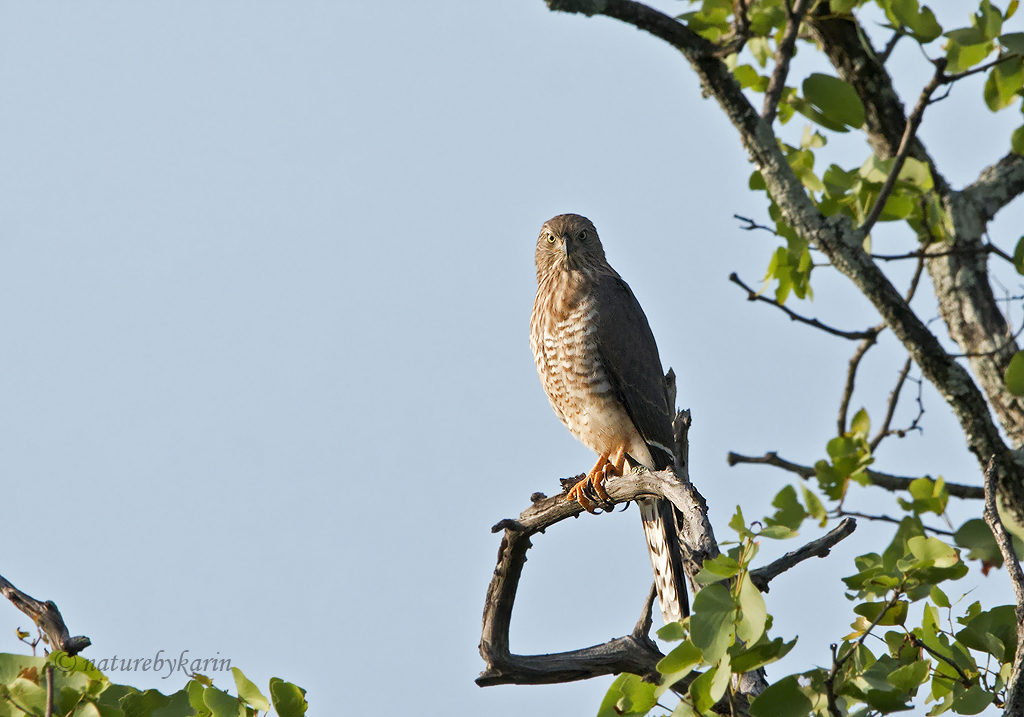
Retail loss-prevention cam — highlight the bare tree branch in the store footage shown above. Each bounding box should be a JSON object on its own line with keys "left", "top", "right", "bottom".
{"left": 480, "top": 412, "right": 856, "bottom": 696}
{"left": 726, "top": 450, "right": 984, "bottom": 499}
{"left": 749, "top": 518, "right": 856, "bottom": 592}
{"left": 983, "top": 457, "right": 1024, "bottom": 716}
{"left": 877, "top": 30, "right": 902, "bottom": 64}
{"left": 805, "top": 6, "right": 1024, "bottom": 449}
{"left": 729, "top": 272, "right": 878, "bottom": 340}
{"left": 836, "top": 509, "right": 954, "bottom": 537}
{"left": 734, "top": 214, "right": 779, "bottom": 236}
{"left": 837, "top": 330, "right": 882, "bottom": 434}
{"left": 761, "top": 0, "right": 808, "bottom": 125}
{"left": 870, "top": 244, "right": 1005, "bottom": 262}
{"left": 0, "top": 574, "right": 91, "bottom": 656}
{"left": 964, "top": 152, "right": 1024, "bottom": 223}
{"left": 546, "top": 0, "right": 1022, "bottom": 521}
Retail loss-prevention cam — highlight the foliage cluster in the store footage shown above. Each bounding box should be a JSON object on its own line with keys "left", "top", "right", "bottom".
{"left": 601, "top": 409, "right": 1020, "bottom": 714}
{"left": 0, "top": 652, "right": 306, "bottom": 717}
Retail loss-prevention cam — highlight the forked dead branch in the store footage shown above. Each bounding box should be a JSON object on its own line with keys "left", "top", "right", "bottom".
{"left": 478, "top": 409, "right": 857, "bottom": 708}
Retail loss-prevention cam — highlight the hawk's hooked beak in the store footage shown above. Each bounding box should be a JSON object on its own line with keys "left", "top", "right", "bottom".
{"left": 562, "top": 236, "right": 572, "bottom": 262}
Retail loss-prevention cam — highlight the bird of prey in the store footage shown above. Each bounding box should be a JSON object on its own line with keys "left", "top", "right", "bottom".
{"left": 529, "top": 213, "right": 688, "bottom": 624}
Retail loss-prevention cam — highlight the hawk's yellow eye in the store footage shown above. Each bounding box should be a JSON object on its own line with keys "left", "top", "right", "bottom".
{"left": 579, "top": 229, "right": 588, "bottom": 241}
{"left": 546, "top": 234, "right": 556, "bottom": 244}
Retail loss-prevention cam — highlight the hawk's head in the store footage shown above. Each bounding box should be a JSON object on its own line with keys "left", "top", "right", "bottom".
{"left": 535, "top": 213, "right": 608, "bottom": 279}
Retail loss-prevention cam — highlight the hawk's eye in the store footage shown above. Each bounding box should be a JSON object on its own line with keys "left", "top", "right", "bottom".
{"left": 578, "top": 229, "right": 588, "bottom": 241}
{"left": 546, "top": 234, "right": 556, "bottom": 244}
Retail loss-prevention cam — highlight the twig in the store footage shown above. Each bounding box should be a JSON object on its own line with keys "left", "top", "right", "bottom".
{"left": 859, "top": 59, "right": 946, "bottom": 237}
{"left": 870, "top": 357, "right": 914, "bottom": 450}
{"left": 749, "top": 518, "right": 856, "bottom": 592}
{"left": 762, "top": 0, "right": 809, "bottom": 125}
{"left": 45, "top": 664, "right": 54, "bottom": 717}
{"left": 877, "top": 30, "right": 902, "bottom": 64}
{"left": 946, "top": 52, "right": 1021, "bottom": 83}
{"left": 835, "top": 509, "right": 954, "bottom": 537}
{"left": 0, "top": 574, "right": 91, "bottom": 656}
{"left": 983, "top": 457, "right": 1024, "bottom": 714}
{"left": 729, "top": 273, "right": 879, "bottom": 340}
{"left": 725, "top": 451, "right": 984, "bottom": 499}
{"left": 910, "top": 635, "right": 972, "bottom": 687}
{"left": 871, "top": 244, "right": 1003, "bottom": 262}
{"left": 716, "top": 0, "right": 751, "bottom": 56}
{"left": 837, "top": 328, "right": 883, "bottom": 434}
{"left": 734, "top": 214, "right": 778, "bottom": 235}
{"left": 904, "top": 253, "right": 926, "bottom": 303}
{"left": 825, "top": 643, "right": 842, "bottom": 717}
{"left": 633, "top": 583, "right": 659, "bottom": 639}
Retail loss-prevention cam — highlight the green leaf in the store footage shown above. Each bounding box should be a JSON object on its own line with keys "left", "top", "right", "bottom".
{"left": 1001, "top": 31, "right": 1024, "bottom": 53}
{"left": 930, "top": 585, "right": 951, "bottom": 608}
{"left": 907, "top": 536, "right": 959, "bottom": 568}
{"left": 656, "top": 640, "right": 703, "bottom": 697}
{"left": 1012, "top": 125, "right": 1024, "bottom": 155}
{"left": 1012, "top": 236, "right": 1024, "bottom": 274}
{"left": 899, "top": 156, "right": 934, "bottom": 190}
{"left": 695, "top": 554, "right": 741, "bottom": 585}
{"left": 946, "top": 27, "right": 987, "bottom": 46}
{"left": 955, "top": 604, "right": 1018, "bottom": 661}
{"left": 736, "top": 574, "right": 767, "bottom": 644}
{"left": 831, "top": 0, "right": 860, "bottom": 12}
{"left": 730, "top": 637, "right": 797, "bottom": 673}
{"left": 203, "top": 685, "right": 243, "bottom": 717}
{"left": 766, "top": 485, "right": 806, "bottom": 531}
{"left": 947, "top": 39, "right": 995, "bottom": 73}
{"left": 74, "top": 703, "right": 103, "bottom": 717}
{"left": 689, "top": 654, "right": 730, "bottom": 715}
{"left": 890, "top": 0, "right": 943, "bottom": 42}
{"left": 984, "top": 56, "right": 1024, "bottom": 111}
{"left": 120, "top": 689, "right": 171, "bottom": 717}
{"left": 7, "top": 676, "right": 47, "bottom": 716}
{"left": 887, "top": 660, "right": 930, "bottom": 692}
{"left": 980, "top": 0, "right": 1003, "bottom": 39}
{"left": 802, "top": 73, "right": 865, "bottom": 129}
{"left": 671, "top": 699, "right": 698, "bottom": 717}
{"left": 951, "top": 684, "right": 993, "bottom": 714}
{"left": 801, "top": 486, "right": 827, "bottom": 526}
{"left": 954, "top": 518, "right": 1003, "bottom": 566}
{"left": 749, "top": 675, "right": 812, "bottom": 717}
{"left": 617, "top": 673, "right": 658, "bottom": 715}
{"left": 748, "top": 36, "right": 771, "bottom": 67}
{"left": 1005, "top": 350, "right": 1024, "bottom": 395}
{"left": 599, "top": 674, "right": 655, "bottom": 717}
{"left": 864, "top": 688, "right": 912, "bottom": 712}
{"left": 853, "top": 600, "right": 910, "bottom": 626}
{"left": 657, "top": 621, "right": 687, "bottom": 641}
{"left": 729, "top": 505, "right": 753, "bottom": 539}
{"left": 734, "top": 64, "right": 767, "bottom": 92}
{"left": 231, "top": 667, "right": 270, "bottom": 712}
{"left": 269, "top": 678, "right": 308, "bottom": 717}
{"left": 185, "top": 680, "right": 208, "bottom": 713}
{"left": 690, "top": 583, "right": 737, "bottom": 664}
{"left": 850, "top": 408, "right": 870, "bottom": 438}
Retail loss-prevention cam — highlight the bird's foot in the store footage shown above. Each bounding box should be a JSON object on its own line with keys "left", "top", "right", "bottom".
{"left": 566, "top": 451, "right": 624, "bottom": 513}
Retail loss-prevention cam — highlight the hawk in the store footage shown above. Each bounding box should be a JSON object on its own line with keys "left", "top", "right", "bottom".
{"left": 529, "top": 213, "right": 688, "bottom": 624}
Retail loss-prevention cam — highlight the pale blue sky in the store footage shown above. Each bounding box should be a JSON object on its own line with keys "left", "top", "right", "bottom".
{"left": 0, "top": 2, "right": 1021, "bottom": 715}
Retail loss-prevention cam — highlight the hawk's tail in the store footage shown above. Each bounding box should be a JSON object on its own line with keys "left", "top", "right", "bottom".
{"left": 638, "top": 495, "right": 689, "bottom": 624}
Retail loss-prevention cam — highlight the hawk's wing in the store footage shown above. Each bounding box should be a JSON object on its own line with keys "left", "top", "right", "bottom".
{"left": 593, "top": 273, "right": 676, "bottom": 470}
{"left": 594, "top": 272, "right": 689, "bottom": 622}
